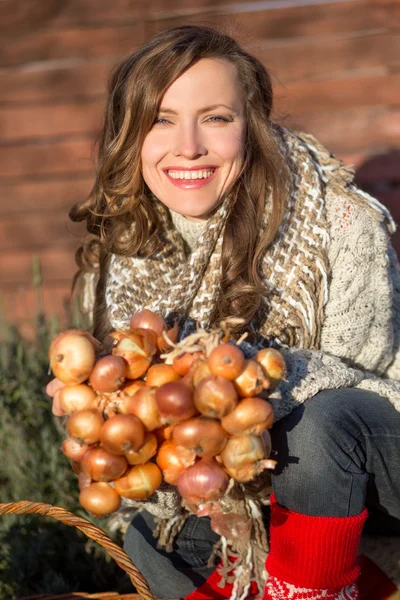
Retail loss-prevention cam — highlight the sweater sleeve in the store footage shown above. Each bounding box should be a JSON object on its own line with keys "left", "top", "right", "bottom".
{"left": 268, "top": 184, "right": 400, "bottom": 421}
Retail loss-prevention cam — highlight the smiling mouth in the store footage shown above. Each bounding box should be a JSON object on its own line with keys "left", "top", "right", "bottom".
{"left": 164, "top": 168, "right": 217, "bottom": 180}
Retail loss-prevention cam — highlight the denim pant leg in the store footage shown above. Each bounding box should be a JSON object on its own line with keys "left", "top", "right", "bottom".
{"left": 124, "top": 509, "right": 220, "bottom": 599}
{"left": 270, "top": 388, "right": 400, "bottom": 518}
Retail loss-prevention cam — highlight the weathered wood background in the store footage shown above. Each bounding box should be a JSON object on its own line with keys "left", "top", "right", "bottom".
{"left": 0, "top": 0, "right": 399, "bottom": 332}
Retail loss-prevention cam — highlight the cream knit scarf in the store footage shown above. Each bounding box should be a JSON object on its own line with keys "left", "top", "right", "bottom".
{"left": 104, "top": 125, "right": 345, "bottom": 349}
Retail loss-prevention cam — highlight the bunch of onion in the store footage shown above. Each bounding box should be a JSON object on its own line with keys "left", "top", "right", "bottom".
{"left": 49, "top": 315, "right": 285, "bottom": 518}
{"left": 48, "top": 311, "right": 177, "bottom": 517}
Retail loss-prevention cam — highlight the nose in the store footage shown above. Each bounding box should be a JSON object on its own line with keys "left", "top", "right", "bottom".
{"left": 173, "top": 123, "right": 207, "bottom": 159}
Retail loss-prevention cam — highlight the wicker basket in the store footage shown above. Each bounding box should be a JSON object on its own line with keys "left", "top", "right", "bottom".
{"left": 0, "top": 501, "right": 160, "bottom": 600}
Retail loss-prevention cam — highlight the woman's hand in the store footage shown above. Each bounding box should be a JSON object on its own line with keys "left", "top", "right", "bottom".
{"left": 46, "top": 377, "right": 67, "bottom": 416}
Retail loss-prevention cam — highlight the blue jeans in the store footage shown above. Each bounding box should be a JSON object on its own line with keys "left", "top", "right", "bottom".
{"left": 123, "top": 389, "right": 400, "bottom": 598}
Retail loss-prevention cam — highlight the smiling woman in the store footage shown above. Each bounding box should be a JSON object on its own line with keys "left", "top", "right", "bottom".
{"left": 55, "top": 24, "right": 400, "bottom": 600}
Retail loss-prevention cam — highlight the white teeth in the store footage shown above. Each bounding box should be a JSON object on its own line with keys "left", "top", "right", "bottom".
{"left": 167, "top": 169, "right": 215, "bottom": 180}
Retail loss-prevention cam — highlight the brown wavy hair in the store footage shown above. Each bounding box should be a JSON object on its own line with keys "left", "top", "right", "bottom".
{"left": 70, "top": 25, "right": 291, "bottom": 340}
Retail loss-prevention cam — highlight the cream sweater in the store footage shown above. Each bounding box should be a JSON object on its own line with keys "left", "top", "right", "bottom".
{"left": 169, "top": 191, "right": 400, "bottom": 421}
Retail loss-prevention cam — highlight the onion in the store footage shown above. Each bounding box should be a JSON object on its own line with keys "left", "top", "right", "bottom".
{"left": 125, "top": 432, "right": 157, "bottom": 465}
{"left": 172, "top": 417, "right": 227, "bottom": 457}
{"left": 172, "top": 352, "right": 204, "bottom": 376}
{"left": 100, "top": 414, "right": 145, "bottom": 455}
{"left": 79, "top": 482, "right": 121, "bottom": 516}
{"left": 110, "top": 330, "right": 156, "bottom": 379}
{"left": 78, "top": 471, "right": 91, "bottom": 490}
{"left": 121, "top": 379, "right": 146, "bottom": 396}
{"left": 234, "top": 360, "right": 270, "bottom": 397}
{"left": 89, "top": 355, "right": 126, "bottom": 393}
{"left": 256, "top": 348, "right": 286, "bottom": 388}
{"left": 71, "top": 460, "right": 82, "bottom": 475}
{"left": 208, "top": 344, "right": 245, "bottom": 380}
{"left": 146, "top": 364, "right": 181, "bottom": 387}
{"left": 62, "top": 438, "right": 90, "bottom": 462}
{"left": 157, "top": 321, "right": 179, "bottom": 353}
{"left": 177, "top": 458, "right": 229, "bottom": 505}
{"left": 125, "top": 386, "right": 165, "bottom": 431}
{"left": 67, "top": 409, "right": 104, "bottom": 445}
{"left": 58, "top": 384, "right": 97, "bottom": 415}
{"left": 155, "top": 381, "right": 197, "bottom": 423}
{"left": 81, "top": 447, "right": 127, "bottom": 481}
{"left": 192, "top": 360, "right": 212, "bottom": 387}
{"left": 49, "top": 330, "right": 96, "bottom": 384}
{"left": 220, "top": 434, "right": 275, "bottom": 482}
{"left": 130, "top": 309, "right": 166, "bottom": 336}
{"left": 156, "top": 440, "right": 196, "bottom": 484}
{"left": 221, "top": 397, "right": 274, "bottom": 436}
{"left": 114, "top": 463, "right": 162, "bottom": 500}
{"left": 194, "top": 375, "right": 238, "bottom": 419}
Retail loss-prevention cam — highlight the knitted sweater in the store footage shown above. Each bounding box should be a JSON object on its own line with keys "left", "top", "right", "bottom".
{"left": 168, "top": 189, "right": 400, "bottom": 422}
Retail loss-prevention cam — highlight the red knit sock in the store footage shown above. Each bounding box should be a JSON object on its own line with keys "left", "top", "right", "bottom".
{"left": 185, "top": 561, "right": 259, "bottom": 600}
{"left": 263, "top": 494, "right": 368, "bottom": 599}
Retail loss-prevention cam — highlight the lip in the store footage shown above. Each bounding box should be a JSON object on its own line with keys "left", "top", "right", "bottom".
{"left": 163, "top": 166, "right": 219, "bottom": 189}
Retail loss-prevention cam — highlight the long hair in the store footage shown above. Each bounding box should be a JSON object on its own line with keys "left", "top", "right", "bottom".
{"left": 70, "top": 25, "right": 290, "bottom": 339}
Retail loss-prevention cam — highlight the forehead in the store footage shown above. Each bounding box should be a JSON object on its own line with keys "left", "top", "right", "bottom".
{"left": 160, "top": 58, "right": 244, "bottom": 110}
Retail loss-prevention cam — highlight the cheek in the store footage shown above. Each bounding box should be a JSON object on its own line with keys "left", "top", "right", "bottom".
{"left": 211, "top": 130, "right": 245, "bottom": 166}
{"left": 141, "top": 134, "right": 167, "bottom": 174}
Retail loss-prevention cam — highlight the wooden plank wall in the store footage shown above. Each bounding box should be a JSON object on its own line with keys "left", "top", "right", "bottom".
{"left": 0, "top": 0, "right": 399, "bottom": 333}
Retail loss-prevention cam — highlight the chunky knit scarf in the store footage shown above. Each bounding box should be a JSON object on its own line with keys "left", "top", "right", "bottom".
{"left": 105, "top": 125, "right": 336, "bottom": 349}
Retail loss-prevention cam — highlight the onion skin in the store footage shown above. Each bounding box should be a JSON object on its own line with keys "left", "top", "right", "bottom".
{"left": 130, "top": 309, "right": 166, "bottom": 336}
{"left": 62, "top": 438, "right": 90, "bottom": 462}
{"left": 172, "top": 417, "right": 227, "bottom": 457}
{"left": 79, "top": 482, "right": 121, "bottom": 516}
{"left": 221, "top": 397, "right": 274, "bottom": 436}
{"left": 100, "top": 414, "right": 145, "bottom": 455}
{"left": 67, "top": 409, "right": 104, "bottom": 445}
{"left": 125, "top": 386, "right": 165, "bottom": 431}
{"left": 220, "top": 434, "right": 274, "bottom": 482}
{"left": 192, "top": 361, "right": 212, "bottom": 387}
{"left": 233, "top": 360, "right": 270, "bottom": 397}
{"left": 125, "top": 432, "right": 157, "bottom": 465}
{"left": 194, "top": 376, "right": 238, "bottom": 419}
{"left": 156, "top": 440, "right": 196, "bottom": 484}
{"left": 49, "top": 330, "right": 96, "bottom": 384}
{"left": 172, "top": 352, "right": 204, "bottom": 376}
{"left": 89, "top": 355, "right": 127, "bottom": 393}
{"left": 81, "top": 447, "right": 128, "bottom": 482}
{"left": 208, "top": 344, "right": 245, "bottom": 380}
{"left": 110, "top": 330, "right": 156, "bottom": 379}
{"left": 256, "top": 348, "right": 286, "bottom": 388}
{"left": 58, "top": 384, "right": 97, "bottom": 415}
{"left": 146, "top": 364, "right": 181, "bottom": 387}
{"left": 155, "top": 381, "right": 197, "bottom": 423}
{"left": 177, "top": 458, "right": 229, "bottom": 505}
{"left": 114, "top": 463, "right": 162, "bottom": 500}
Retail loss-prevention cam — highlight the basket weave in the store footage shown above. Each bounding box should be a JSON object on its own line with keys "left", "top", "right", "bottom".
{"left": 0, "top": 501, "right": 157, "bottom": 600}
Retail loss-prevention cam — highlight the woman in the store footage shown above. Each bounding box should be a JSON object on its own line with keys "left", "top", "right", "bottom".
{"left": 47, "top": 26, "right": 400, "bottom": 600}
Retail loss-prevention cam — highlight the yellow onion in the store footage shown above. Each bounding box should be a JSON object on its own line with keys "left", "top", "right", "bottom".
{"left": 172, "top": 417, "right": 227, "bottom": 457}
{"left": 79, "top": 482, "right": 121, "bottom": 516}
{"left": 67, "top": 409, "right": 104, "bottom": 445}
{"left": 89, "top": 355, "right": 127, "bottom": 393}
{"left": 100, "top": 414, "right": 145, "bottom": 455}
{"left": 81, "top": 447, "right": 128, "bottom": 482}
{"left": 49, "top": 330, "right": 96, "bottom": 384}
{"left": 125, "top": 386, "right": 165, "bottom": 431}
{"left": 58, "top": 384, "right": 97, "bottom": 414}
{"left": 220, "top": 434, "right": 276, "bottom": 482}
{"left": 233, "top": 360, "right": 270, "bottom": 397}
{"left": 110, "top": 330, "right": 156, "bottom": 379}
{"left": 221, "top": 397, "right": 274, "bottom": 436}
{"left": 194, "top": 375, "right": 238, "bottom": 419}
{"left": 125, "top": 432, "right": 158, "bottom": 465}
{"left": 256, "top": 348, "right": 286, "bottom": 388}
{"left": 114, "top": 463, "right": 162, "bottom": 500}
{"left": 156, "top": 440, "right": 196, "bottom": 484}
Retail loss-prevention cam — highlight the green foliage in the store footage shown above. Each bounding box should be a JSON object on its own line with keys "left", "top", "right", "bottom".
{"left": 0, "top": 263, "right": 131, "bottom": 598}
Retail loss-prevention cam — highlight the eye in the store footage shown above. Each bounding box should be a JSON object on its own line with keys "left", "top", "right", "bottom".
{"left": 206, "top": 115, "right": 232, "bottom": 123}
{"left": 154, "top": 117, "right": 171, "bottom": 125}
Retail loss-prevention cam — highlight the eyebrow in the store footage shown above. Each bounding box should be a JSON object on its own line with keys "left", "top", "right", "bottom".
{"left": 158, "top": 104, "right": 236, "bottom": 114}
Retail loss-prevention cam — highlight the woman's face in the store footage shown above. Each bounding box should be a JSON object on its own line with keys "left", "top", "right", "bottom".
{"left": 141, "top": 58, "right": 246, "bottom": 221}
